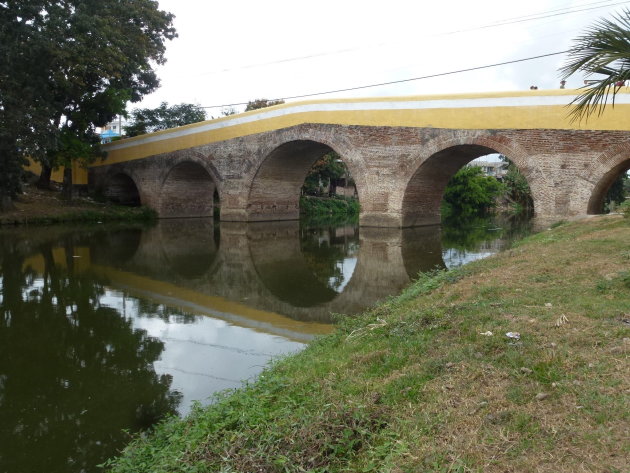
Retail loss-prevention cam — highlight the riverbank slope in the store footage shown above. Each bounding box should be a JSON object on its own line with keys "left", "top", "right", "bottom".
{"left": 0, "top": 184, "right": 155, "bottom": 225}
{"left": 107, "top": 216, "right": 629, "bottom": 473}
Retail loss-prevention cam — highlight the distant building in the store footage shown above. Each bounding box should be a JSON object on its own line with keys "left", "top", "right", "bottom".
{"left": 100, "top": 115, "right": 128, "bottom": 143}
{"left": 468, "top": 160, "right": 508, "bottom": 180}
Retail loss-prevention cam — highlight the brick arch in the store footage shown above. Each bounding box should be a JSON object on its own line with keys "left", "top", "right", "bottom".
{"left": 157, "top": 151, "right": 223, "bottom": 194}
{"left": 101, "top": 170, "right": 142, "bottom": 206}
{"left": 400, "top": 133, "right": 545, "bottom": 226}
{"left": 569, "top": 144, "right": 630, "bottom": 214}
{"left": 245, "top": 126, "right": 365, "bottom": 222}
{"left": 158, "top": 157, "right": 219, "bottom": 218}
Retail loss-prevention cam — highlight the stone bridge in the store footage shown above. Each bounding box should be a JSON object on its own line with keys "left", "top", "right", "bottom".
{"left": 90, "top": 90, "right": 630, "bottom": 227}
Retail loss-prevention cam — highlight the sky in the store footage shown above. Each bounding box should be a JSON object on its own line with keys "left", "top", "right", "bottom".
{"left": 133, "top": 0, "right": 630, "bottom": 116}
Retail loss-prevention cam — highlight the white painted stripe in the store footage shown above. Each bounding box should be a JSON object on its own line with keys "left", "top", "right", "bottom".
{"left": 105, "top": 94, "right": 630, "bottom": 151}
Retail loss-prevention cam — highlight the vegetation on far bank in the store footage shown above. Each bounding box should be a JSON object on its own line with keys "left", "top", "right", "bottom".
{"left": 106, "top": 215, "right": 629, "bottom": 472}
{"left": 300, "top": 195, "right": 359, "bottom": 219}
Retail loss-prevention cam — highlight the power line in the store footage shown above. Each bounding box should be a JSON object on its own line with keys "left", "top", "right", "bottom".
{"left": 200, "top": 50, "right": 568, "bottom": 109}
{"left": 196, "top": 0, "right": 627, "bottom": 77}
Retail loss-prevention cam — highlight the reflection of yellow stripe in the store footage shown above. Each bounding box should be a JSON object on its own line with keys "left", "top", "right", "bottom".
{"left": 23, "top": 247, "right": 91, "bottom": 273}
{"left": 91, "top": 265, "right": 334, "bottom": 340}
{"left": 22, "top": 249, "right": 333, "bottom": 341}
{"left": 96, "top": 90, "right": 630, "bottom": 166}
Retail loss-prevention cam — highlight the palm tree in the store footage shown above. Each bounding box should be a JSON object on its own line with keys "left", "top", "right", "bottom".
{"left": 560, "top": 8, "right": 630, "bottom": 122}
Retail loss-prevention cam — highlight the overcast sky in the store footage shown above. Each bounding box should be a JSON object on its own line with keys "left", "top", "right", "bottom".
{"left": 135, "top": 0, "right": 629, "bottom": 115}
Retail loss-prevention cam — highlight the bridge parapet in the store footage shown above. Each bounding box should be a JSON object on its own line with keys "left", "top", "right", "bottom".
{"left": 90, "top": 90, "right": 630, "bottom": 226}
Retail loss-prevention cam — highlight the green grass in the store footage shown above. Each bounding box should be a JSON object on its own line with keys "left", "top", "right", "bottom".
{"left": 104, "top": 215, "right": 630, "bottom": 473}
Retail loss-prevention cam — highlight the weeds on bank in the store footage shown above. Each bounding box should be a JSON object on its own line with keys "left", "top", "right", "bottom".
{"left": 107, "top": 215, "right": 630, "bottom": 473}
{"left": 10, "top": 206, "right": 157, "bottom": 225}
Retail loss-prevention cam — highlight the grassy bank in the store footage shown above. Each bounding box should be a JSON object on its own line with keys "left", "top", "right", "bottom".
{"left": 106, "top": 216, "right": 629, "bottom": 473}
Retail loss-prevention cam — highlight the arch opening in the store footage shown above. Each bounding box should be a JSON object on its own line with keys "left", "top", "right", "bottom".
{"left": 248, "top": 140, "right": 358, "bottom": 222}
{"left": 588, "top": 162, "right": 630, "bottom": 214}
{"left": 402, "top": 145, "right": 534, "bottom": 226}
{"left": 104, "top": 173, "right": 141, "bottom": 206}
{"left": 159, "top": 161, "right": 217, "bottom": 219}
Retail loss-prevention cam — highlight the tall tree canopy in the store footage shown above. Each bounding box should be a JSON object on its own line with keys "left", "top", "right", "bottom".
{"left": 125, "top": 102, "right": 207, "bottom": 137}
{"left": 561, "top": 8, "right": 630, "bottom": 121}
{"left": 0, "top": 0, "right": 176, "bottom": 206}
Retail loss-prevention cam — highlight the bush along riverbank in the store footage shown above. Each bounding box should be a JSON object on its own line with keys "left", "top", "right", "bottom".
{"left": 300, "top": 195, "right": 360, "bottom": 219}
{"left": 105, "top": 215, "right": 629, "bottom": 473}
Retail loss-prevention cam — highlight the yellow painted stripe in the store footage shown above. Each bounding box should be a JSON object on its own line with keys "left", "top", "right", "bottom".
{"left": 97, "top": 90, "right": 630, "bottom": 166}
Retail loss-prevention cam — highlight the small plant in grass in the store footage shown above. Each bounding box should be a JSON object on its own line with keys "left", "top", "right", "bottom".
{"left": 619, "top": 200, "right": 630, "bottom": 218}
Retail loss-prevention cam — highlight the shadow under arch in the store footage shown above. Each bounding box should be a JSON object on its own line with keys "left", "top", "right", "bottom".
{"left": 103, "top": 172, "right": 141, "bottom": 206}
{"left": 159, "top": 160, "right": 218, "bottom": 218}
{"left": 402, "top": 140, "right": 535, "bottom": 226}
{"left": 586, "top": 153, "right": 630, "bottom": 214}
{"left": 246, "top": 139, "right": 358, "bottom": 222}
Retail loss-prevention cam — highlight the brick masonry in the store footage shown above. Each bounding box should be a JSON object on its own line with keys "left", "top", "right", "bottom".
{"left": 89, "top": 124, "right": 630, "bottom": 227}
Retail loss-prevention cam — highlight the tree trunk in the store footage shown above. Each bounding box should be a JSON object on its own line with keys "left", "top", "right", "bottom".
{"left": 0, "top": 195, "right": 15, "bottom": 212}
{"left": 37, "top": 164, "right": 53, "bottom": 189}
{"left": 62, "top": 167, "right": 74, "bottom": 200}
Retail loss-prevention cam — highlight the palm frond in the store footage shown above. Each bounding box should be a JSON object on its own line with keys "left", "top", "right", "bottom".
{"left": 560, "top": 8, "right": 630, "bottom": 122}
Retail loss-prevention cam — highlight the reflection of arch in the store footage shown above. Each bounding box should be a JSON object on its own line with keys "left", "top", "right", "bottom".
{"left": 247, "top": 138, "right": 361, "bottom": 221}
{"left": 248, "top": 222, "right": 340, "bottom": 307}
{"left": 400, "top": 225, "right": 446, "bottom": 279}
{"left": 583, "top": 146, "right": 630, "bottom": 214}
{"left": 89, "top": 227, "right": 143, "bottom": 266}
{"left": 402, "top": 136, "right": 538, "bottom": 226}
{"left": 104, "top": 173, "right": 141, "bottom": 206}
{"left": 157, "top": 219, "right": 219, "bottom": 279}
{"left": 159, "top": 161, "right": 217, "bottom": 218}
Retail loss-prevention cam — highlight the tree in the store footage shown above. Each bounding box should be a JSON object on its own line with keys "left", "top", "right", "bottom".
{"left": 499, "top": 155, "right": 534, "bottom": 214}
{"left": 125, "top": 102, "right": 207, "bottom": 137}
{"left": 560, "top": 8, "right": 630, "bottom": 121}
{"left": 245, "top": 98, "right": 285, "bottom": 111}
{"left": 302, "top": 152, "right": 348, "bottom": 197}
{"left": 442, "top": 166, "right": 505, "bottom": 217}
{"left": 0, "top": 1, "right": 176, "bottom": 205}
{"left": 604, "top": 171, "right": 629, "bottom": 211}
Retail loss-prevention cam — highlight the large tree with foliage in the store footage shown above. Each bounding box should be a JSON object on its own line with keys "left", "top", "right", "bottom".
{"left": 0, "top": 0, "right": 176, "bottom": 207}
{"left": 125, "top": 102, "right": 207, "bottom": 137}
{"left": 561, "top": 8, "right": 630, "bottom": 121}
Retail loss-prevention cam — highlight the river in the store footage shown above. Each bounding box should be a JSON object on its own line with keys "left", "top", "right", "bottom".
{"left": 0, "top": 215, "right": 529, "bottom": 473}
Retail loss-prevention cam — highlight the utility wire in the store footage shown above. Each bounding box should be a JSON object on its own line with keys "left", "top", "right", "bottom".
{"left": 197, "top": 0, "right": 628, "bottom": 76}
{"left": 200, "top": 50, "right": 569, "bottom": 109}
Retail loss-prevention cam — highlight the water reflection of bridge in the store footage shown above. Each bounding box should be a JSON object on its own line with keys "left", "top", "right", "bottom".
{"left": 89, "top": 220, "right": 447, "bottom": 322}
